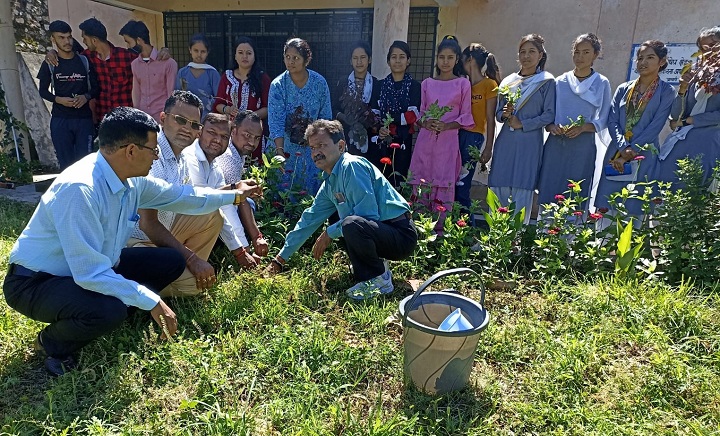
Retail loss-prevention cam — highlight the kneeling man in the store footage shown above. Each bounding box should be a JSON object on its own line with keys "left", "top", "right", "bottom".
{"left": 266, "top": 120, "right": 417, "bottom": 300}
{"left": 3, "top": 107, "right": 258, "bottom": 375}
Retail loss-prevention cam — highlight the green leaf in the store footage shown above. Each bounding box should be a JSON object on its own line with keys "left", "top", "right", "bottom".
{"left": 617, "top": 219, "right": 633, "bottom": 256}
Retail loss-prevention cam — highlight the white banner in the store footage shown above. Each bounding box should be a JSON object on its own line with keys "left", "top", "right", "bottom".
{"left": 627, "top": 43, "right": 698, "bottom": 85}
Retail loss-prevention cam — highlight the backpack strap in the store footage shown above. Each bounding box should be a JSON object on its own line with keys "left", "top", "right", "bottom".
{"left": 78, "top": 54, "right": 91, "bottom": 93}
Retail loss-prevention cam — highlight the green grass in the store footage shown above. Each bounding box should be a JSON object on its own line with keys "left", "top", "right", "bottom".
{"left": 1, "top": 197, "right": 719, "bottom": 435}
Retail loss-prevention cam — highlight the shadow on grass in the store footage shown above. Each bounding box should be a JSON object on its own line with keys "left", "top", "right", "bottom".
{"left": 401, "top": 382, "right": 496, "bottom": 432}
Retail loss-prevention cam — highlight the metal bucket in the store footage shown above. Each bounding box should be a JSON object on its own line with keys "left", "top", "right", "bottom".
{"left": 399, "top": 268, "right": 489, "bottom": 395}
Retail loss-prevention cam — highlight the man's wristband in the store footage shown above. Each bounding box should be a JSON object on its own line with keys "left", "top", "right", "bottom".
{"left": 230, "top": 182, "right": 237, "bottom": 190}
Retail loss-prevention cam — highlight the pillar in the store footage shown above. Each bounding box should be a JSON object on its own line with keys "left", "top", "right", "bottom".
{"left": 0, "top": 0, "right": 31, "bottom": 161}
{"left": 371, "top": 0, "right": 411, "bottom": 78}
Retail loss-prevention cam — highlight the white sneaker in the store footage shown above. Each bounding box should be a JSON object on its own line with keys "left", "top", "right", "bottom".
{"left": 346, "top": 270, "right": 394, "bottom": 300}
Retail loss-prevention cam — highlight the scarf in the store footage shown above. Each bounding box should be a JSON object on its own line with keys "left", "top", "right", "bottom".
{"left": 348, "top": 71, "right": 373, "bottom": 104}
{"left": 564, "top": 71, "right": 603, "bottom": 108}
{"left": 624, "top": 77, "right": 659, "bottom": 144}
{"left": 379, "top": 73, "right": 413, "bottom": 114}
{"left": 498, "top": 71, "right": 554, "bottom": 113}
{"left": 658, "top": 86, "right": 712, "bottom": 160}
{"left": 187, "top": 62, "right": 216, "bottom": 70}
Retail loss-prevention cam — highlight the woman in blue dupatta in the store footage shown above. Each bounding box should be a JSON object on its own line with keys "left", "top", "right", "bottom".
{"left": 489, "top": 34, "right": 555, "bottom": 224}
{"left": 537, "top": 33, "right": 612, "bottom": 211}
{"left": 594, "top": 40, "right": 676, "bottom": 216}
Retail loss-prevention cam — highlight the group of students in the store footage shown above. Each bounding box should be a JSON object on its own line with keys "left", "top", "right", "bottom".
{"left": 326, "top": 27, "right": 720, "bottom": 225}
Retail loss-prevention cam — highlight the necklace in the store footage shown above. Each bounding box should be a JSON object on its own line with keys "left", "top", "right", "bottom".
{"left": 574, "top": 69, "right": 593, "bottom": 79}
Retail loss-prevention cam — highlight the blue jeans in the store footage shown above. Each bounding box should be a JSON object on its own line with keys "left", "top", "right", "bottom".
{"left": 456, "top": 130, "right": 485, "bottom": 211}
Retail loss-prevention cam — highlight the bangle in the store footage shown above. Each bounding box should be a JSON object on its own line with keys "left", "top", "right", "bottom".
{"left": 230, "top": 182, "right": 237, "bottom": 190}
{"left": 255, "top": 232, "right": 264, "bottom": 241}
{"left": 186, "top": 251, "right": 196, "bottom": 264}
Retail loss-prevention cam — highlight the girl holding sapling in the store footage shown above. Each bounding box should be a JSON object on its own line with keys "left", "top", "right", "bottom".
{"left": 455, "top": 43, "right": 501, "bottom": 219}
{"left": 408, "top": 35, "right": 474, "bottom": 220}
{"left": 489, "top": 34, "right": 555, "bottom": 224}
{"left": 375, "top": 40, "right": 421, "bottom": 186}
{"left": 653, "top": 26, "right": 720, "bottom": 189}
{"left": 594, "top": 40, "right": 675, "bottom": 216}
{"left": 537, "top": 33, "right": 612, "bottom": 211}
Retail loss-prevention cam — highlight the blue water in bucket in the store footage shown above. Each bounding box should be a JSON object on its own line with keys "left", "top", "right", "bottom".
{"left": 399, "top": 268, "right": 490, "bottom": 394}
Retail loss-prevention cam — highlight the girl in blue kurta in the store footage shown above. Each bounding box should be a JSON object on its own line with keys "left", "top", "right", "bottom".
{"left": 269, "top": 38, "right": 332, "bottom": 195}
{"left": 654, "top": 27, "right": 720, "bottom": 189}
{"left": 594, "top": 40, "right": 676, "bottom": 215}
{"left": 175, "top": 34, "right": 221, "bottom": 118}
{"left": 537, "top": 33, "right": 612, "bottom": 210}
{"left": 489, "top": 34, "right": 555, "bottom": 224}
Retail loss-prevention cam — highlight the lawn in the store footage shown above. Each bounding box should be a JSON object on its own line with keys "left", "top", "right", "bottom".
{"left": 1, "top": 196, "right": 719, "bottom": 435}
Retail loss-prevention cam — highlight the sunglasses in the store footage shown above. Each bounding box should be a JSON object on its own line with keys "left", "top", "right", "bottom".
{"left": 121, "top": 142, "right": 160, "bottom": 156}
{"left": 168, "top": 113, "right": 202, "bottom": 130}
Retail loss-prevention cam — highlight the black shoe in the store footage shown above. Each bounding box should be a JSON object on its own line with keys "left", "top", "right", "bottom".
{"left": 34, "top": 333, "right": 77, "bottom": 376}
{"left": 43, "top": 355, "right": 77, "bottom": 377}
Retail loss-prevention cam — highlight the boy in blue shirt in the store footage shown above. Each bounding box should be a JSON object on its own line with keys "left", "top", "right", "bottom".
{"left": 266, "top": 120, "right": 417, "bottom": 300}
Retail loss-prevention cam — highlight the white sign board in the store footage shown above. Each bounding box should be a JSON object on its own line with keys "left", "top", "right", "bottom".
{"left": 627, "top": 43, "right": 697, "bottom": 85}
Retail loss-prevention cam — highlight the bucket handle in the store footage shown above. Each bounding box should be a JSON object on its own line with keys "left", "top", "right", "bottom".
{"left": 402, "top": 267, "right": 485, "bottom": 320}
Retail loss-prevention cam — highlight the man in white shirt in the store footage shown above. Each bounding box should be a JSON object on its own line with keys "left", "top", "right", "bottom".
{"left": 182, "top": 113, "right": 266, "bottom": 269}
{"left": 128, "top": 90, "right": 222, "bottom": 295}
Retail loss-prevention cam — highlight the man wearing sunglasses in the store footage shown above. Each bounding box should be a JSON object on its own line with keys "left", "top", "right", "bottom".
{"left": 3, "top": 107, "right": 260, "bottom": 376}
{"left": 128, "top": 90, "right": 223, "bottom": 296}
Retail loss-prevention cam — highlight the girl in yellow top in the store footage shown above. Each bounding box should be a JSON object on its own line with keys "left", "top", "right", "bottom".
{"left": 456, "top": 43, "right": 501, "bottom": 217}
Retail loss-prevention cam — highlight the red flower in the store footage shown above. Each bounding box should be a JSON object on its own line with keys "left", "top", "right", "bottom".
{"left": 598, "top": 207, "right": 609, "bottom": 213}
{"left": 457, "top": 219, "right": 467, "bottom": 228}
{"left": 380, "top": 157, "right": 392, "bottom": 165}
{"left": 589, "top": 212, "right": 603, "bottom": 220}
{"left": 299, "top": 190, "right": 308, "bottom": 196}
{"left": 420, "top": 178, "right": 427, "bottom": 184}
{"left": 389, "top": 142, "right": 401, "bottom": 149}
{"left": 284, "top": 152, "right": 290, "bottom": 158}
{"left": 435, "top": 205, "right": 447, "bottom": 212}
{"left": 295, "top": 151, "right": 303, "bottom": 156}
{"left": 567, "top": 183, "right": 577, "bottom": 188}
{"left": 555, "top": 194, "right": 566, "bottom": 202}
{"left": 572, "top": 211, "right": 583, "bottom": 216}
{"left": 497, "top": 206, "right": 509, "bottom": 214}
{"left": 272, "top": 201, "right": 282, "bottom": 208}
{"left": 633, "top": 155, "right": 646, "bottom": 161}
{"left": 652, "top": 197, "right": 663, "bottom": 205}
{"left": 548, "top": 229, "right": 559, "bottom": 235}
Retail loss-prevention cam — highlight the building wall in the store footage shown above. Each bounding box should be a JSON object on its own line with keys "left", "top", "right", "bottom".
{"left": 13, "top": 0, "right": 50, "bottom": 52}
{"left": 448, "top": 0, "right": 719, "bottom": 89}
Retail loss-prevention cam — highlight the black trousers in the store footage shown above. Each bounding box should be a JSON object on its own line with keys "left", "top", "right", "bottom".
{"left": 341, "top": 214, "right": 418, "bottom": 282}
{"left": 3, "top": 247, "right": 185, "bottom": 358}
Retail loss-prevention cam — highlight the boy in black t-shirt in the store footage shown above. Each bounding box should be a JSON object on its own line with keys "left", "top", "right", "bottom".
{"left": 37, "top": 21, "right": 99, "bottom": 169}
